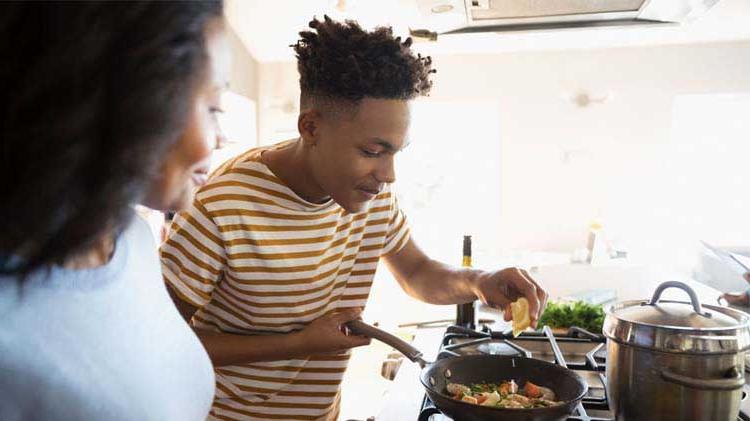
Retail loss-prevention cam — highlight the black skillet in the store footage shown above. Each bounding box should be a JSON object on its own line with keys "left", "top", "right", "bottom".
{"left": 347, "top": 320, "right": 587, "bottom": 421}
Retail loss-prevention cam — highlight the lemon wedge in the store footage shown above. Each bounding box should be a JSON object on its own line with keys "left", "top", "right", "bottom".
{"left": 510, "top": 297, "right": 531, "bottom": 337}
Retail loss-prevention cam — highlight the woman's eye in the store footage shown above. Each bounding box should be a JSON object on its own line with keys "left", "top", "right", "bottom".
{"left": 209, "top": 106, "right": 224, "bottom": 115}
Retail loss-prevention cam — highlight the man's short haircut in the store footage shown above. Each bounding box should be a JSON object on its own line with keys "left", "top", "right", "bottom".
{"left": 292, "top": 15, "right": 435, "bottom": 111}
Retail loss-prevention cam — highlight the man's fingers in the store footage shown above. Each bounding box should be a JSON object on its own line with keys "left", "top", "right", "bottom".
{"left": 347, "top": 335, "right": 372, "bottom": 348}
{"left": 519, "top": 268, "right": 548, "bottom": 326}
{"left": 503, "top": 304, "right": 512, "bottom": 322}
{"left": 329, "top": 308, "right": 364, "bottom": 325}
{"left": 486, "top": 295, "right": 511, "bottom": 309}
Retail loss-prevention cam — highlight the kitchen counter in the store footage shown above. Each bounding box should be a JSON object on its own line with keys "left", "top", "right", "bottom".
{"left": 528, "top": 263, "right": 723, "bottom": 303}
{"left": 376, "top": 267, "right": 731, "bottom": 420}
{"left": 377, "top": 325, "right": 445, "bottom": 421}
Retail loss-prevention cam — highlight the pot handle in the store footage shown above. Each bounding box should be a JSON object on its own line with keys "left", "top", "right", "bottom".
{"left": 346, "top": 320, "right": 429, "bottom": 368}
{"left": 649, "top": 281, "right": 711, "bottom": 318}
{"left": 661, "top": 366, "right": 745, "bottom": 391}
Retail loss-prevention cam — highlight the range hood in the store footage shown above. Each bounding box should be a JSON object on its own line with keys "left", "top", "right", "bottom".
{"left": 411, "top": 0, "right": 721, "bottom": 38}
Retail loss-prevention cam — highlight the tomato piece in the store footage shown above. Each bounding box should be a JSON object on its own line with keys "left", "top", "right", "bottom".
{"left": 525, "top": 381, "right": 542, "bottom": 398}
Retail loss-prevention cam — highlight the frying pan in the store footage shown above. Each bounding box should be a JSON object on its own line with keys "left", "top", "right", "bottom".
{"left": 347, "top": 320, "right": 587, "bottom": 421}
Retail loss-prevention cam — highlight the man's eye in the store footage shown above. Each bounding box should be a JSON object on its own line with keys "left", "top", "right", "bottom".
{"left": 361, "top": 149, "right": 380, "bottom": 157}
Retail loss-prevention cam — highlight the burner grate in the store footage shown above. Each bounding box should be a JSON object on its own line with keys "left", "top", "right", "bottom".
{"left": 417, "top": 325, "right": 750, "bottom": 421}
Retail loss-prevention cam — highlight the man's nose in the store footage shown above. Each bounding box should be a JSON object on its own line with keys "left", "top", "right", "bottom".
{"left": 375, "top": 156, "right": 396, "bottom": 184}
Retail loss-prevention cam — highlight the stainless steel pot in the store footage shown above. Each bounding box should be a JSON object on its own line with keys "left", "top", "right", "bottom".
{"left": 603, "top": 281, "right": 750, "bottom": 420}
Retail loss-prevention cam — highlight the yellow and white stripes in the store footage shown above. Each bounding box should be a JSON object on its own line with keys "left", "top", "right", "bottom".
{"left": 161, "top": 143, "right": 410, "bottom": 420}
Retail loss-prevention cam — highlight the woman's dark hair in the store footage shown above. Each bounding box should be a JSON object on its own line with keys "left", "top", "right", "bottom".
{"left": 292, "top": 15, "right": 435, "bottom": 106}
{"left": 0, "top": 1, "right": 223, "bottom": 277}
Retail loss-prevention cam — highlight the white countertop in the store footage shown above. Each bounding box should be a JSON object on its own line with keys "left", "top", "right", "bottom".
{"left": 528, "top": 263, "right": 723, "bottom": 304}
{"left": 376, "top": 325, "right": 445, "bottom": 421}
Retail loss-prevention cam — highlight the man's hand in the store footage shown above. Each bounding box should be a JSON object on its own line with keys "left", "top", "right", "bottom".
{"left": 471, "top": 268, "right": 549, "bottom": 328}
{"left": 293, "top": 308, "right": 371, "bottom": 355}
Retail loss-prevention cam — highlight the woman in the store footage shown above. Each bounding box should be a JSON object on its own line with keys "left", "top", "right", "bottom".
{"left": 0, "top": 1, "right": 227, "bottom": 419}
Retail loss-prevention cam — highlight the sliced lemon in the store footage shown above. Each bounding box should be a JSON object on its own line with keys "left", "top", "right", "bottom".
{"left": 510, "top": 297, "right": 531, "bottom": 337}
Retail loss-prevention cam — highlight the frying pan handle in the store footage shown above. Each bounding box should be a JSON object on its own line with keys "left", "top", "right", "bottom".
{"left": 346, "top": 320, "right": 429, "bottom": 368}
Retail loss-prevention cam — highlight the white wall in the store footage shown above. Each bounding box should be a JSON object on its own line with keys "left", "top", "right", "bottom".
{"left": 253, "top": 41, "right": 750, "bottom": 269}
{"left": 426, "top": 42, "right": 750, "bottom": 267}
{"left": 257, "top": 61, "right": 301, "bottom": 144}
{"left": 226, "top": 26, "right": 258, "bottom": 102}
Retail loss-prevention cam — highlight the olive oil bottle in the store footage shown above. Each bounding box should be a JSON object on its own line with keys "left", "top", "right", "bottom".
{"left": 456, "top": 235, "right": 476, "bottom": 328}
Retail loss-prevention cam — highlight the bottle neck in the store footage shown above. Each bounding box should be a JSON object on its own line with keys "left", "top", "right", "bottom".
{"left": 457, "top": 235, "right": 476, "bottom": 329}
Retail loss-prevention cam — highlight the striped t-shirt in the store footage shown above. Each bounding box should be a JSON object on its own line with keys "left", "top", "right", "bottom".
{"left": 160, "top": 141, "right": 411, "bottom": 421}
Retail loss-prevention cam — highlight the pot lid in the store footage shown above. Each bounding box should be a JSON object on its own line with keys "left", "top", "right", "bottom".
{"left": 604, "top": 281, "right": 750, "bottom": 354}
{"left": 614, "top": 300, "right": 739, "bottom": 329}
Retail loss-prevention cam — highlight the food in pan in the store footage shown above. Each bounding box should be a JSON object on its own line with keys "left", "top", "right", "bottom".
{"left": 446, "top": 380, "right": 562, "bottom": 409}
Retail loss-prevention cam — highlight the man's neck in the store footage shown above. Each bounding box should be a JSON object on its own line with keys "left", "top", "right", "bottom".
{"left": 262, "top": 139, "right": 330, "bottom": 204}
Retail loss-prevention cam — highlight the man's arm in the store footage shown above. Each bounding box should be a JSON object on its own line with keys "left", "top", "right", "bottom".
{"left": 166, "top": 285, "right": 370, "bottom": 367}
{"left": 161, "top": 197, "right": 370, "bottom": 367}
{"left": 382, "top": 238, "right": 548, "bottom": 326}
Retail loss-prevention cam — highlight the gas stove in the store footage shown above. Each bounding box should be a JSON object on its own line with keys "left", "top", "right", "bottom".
{"left": 417, "top": 324, "right": 750, "bottom": 421}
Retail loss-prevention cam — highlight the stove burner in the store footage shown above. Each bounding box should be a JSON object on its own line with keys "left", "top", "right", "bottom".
{"left": 475, "top": 341, "right": 520, "bottom": 356}
{"left": 417, "top": 325, "right": 750, "bottom": 421}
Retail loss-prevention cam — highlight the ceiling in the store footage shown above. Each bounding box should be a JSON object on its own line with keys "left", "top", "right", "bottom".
{"left": 226, "top": 0, "right": 750, "bottom": 62}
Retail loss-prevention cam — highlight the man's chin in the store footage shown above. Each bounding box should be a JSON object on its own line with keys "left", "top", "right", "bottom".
{"left": 339, "top": 200, "right": 368, "bottom": 214}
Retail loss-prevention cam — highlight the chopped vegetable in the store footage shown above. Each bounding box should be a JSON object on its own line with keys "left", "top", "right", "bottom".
{"left": 446, "top": 380, "right": 562, "bottom": 409}
{"left": 538, "top": 301, "right": 605, "bottom": 333}
{"left": 462, "top": 395, "right": 478, "bottom": 404}
{"left": 524, "top": 381, "right": 541, "bottom": 398}
{"left": 447, "top": 383, "right": 470, "bottom": 398}
{"left": 481, "top": 391, "right": 501, "bottom": 406}
{"left": 497, "top": 379, "right": 518, "bottom": 395}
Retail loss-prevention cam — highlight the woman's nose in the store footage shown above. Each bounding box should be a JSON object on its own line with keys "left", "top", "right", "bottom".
{"left": 215, "top": 130, "right": 228, "bottom": 150}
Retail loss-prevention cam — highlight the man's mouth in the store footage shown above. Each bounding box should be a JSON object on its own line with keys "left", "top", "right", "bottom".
{"left": 356, "top": 186, "right": 382, "bottom": 199}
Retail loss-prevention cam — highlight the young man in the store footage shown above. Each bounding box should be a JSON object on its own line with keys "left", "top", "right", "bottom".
{"left": 161, "top": 16, "right": 548, "bottom": 421}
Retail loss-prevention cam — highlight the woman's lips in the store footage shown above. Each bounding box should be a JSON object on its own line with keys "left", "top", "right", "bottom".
{"left": 192, "top": 172, "right": 208, "bottom": 187}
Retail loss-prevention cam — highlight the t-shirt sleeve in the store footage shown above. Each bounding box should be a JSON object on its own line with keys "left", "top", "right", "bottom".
{"left": 381, "top": 192, "right": 411, "bottom": 256}
{"left": 160, "top": 197, "right": 226, "bottom": 308}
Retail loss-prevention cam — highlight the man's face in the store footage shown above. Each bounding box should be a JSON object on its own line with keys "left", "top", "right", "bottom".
{"left": 308, "top": 98, "right": 410, "bottom": 213}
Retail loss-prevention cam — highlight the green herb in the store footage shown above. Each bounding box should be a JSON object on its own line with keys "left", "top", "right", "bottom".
{"left": 538, "top": 301, "right": 605, "bottom": 333}
{"left": 470, "top": 383, "right": 494, "bottom": 394}
{"left": 470, "top": 384, "right": 485, "bottom": 394}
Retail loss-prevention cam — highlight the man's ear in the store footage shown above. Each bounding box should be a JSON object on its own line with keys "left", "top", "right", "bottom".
{"left": 298, "top": 109, "right": 321, "bottom": 148}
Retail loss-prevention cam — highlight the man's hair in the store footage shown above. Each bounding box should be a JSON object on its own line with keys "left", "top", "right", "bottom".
{"left": 292, "top": 15, "right": 435, "bottom": 107}
{"left": 0, "top": 1, "right": 223, "bottom": 277}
